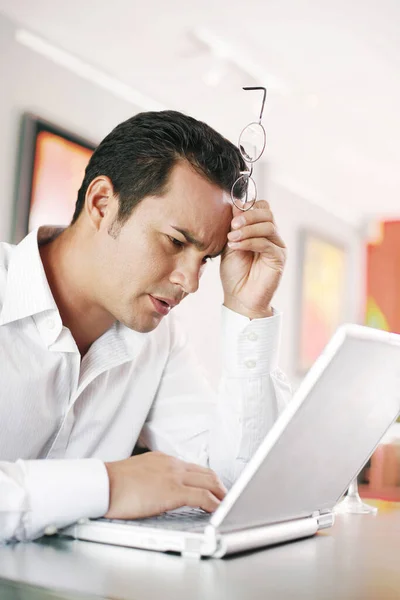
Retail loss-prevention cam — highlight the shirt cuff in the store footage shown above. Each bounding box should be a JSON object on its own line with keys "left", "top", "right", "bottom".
{"left": 221, "top": 305, "right": 282, "bottom": 377}
{"left": 19, "top": 458, "right": 109, "bottom": 540}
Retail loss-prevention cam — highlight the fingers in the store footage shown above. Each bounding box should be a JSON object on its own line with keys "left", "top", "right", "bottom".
{"left": 166, "top": 457, "right": 227, "bottom": 500}
{"left": 228, "top": 200, "right": 286, "bottom": 251}
{"left": 183, "top": 472, "right": 227, "bottom": 501}
{"left": 232, "top": 208, "right": 275, "bottom": 228}
{"left": 228, "top": 238, "right": 286, "bottom": 259}
{"left": 228, "top": 221, "right": 275, "bottom": 242}
{"left": 183, "top": 487, "right": 222, "bottom": 513}
{"left": 178, "top": 461, "right": 227, "bottom": 509}
{"left": 228, "top": 223, "right": 286, "bottom": 251}
{"left": 183, "top": 462, "right": 227, "bottom": 501}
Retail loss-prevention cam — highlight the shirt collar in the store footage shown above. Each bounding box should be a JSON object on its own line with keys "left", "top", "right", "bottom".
{"left": 0, "top": 228, "right": 59, "bottom": 329}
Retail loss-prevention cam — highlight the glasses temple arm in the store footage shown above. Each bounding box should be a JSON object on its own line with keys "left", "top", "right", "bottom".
{"left": 243, "top": 86, "right": 267, "bottom": 122}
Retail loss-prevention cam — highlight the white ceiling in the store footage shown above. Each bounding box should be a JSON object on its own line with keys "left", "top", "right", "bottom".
{"left": 1, "top": 0, "right": 400, "bottom": 226}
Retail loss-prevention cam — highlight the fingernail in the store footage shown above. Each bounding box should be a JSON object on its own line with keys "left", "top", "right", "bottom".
{"left": 232, "top": 217, "right": 245, "bottom": 229}
{"left": 227, "top": 241, "right": 240, "bottom": 248}
{"left": 228, "top": 230, "right": 241, "bottom": 241}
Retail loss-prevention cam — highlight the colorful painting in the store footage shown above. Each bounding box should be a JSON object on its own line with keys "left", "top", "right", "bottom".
{"left": 298, "top": 232, "right": 347, "bottom": 372}
{"left": 365, "top": 220, "right": 400, "bottom": 424}
{"left": 365, "top": 220, "right": 400, "bottom": 333}
{"left": 13, "top": 114, "right": 95, "bottom": 242}
{"left": 29, "top": 130, "right": 93, "bottom": 231}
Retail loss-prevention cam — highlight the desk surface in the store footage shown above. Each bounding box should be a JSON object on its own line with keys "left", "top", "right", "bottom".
{"left": 0, "top": 503, "right": 399, "bottom": 600}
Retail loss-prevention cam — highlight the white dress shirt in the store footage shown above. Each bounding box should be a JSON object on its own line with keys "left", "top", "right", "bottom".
{"left": 0, "top": 228, "right": 292, "bottom": 543}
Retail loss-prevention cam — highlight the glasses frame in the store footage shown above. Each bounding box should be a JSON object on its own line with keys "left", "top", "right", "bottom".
{"left": 231, "top": 86, "right": 267, "bottom": 212}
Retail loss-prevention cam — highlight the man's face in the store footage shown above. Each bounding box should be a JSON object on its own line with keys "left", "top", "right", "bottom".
{"left": 93, "top": 161, "right": 233, "bottom": 332}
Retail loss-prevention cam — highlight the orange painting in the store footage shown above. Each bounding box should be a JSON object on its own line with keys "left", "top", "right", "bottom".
{"left": 29, "top": 130, "right": 93, "bottom": 231}
{"left": 365, "top": 221, "right": 400, "bottom": 424}
{"left": 365, "top": 221, "right": 400, "bottom": 333}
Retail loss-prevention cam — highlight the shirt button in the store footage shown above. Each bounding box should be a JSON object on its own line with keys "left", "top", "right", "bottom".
{"left": 247, "top": 332, "right": 258, "bottom": 341}
{"left": 47, "top": 318, "right": 55, "bottom": 330}
{"left": 44, "top": 525, "right": 58, "bottom": 535}
{"left": 244, "top": 359, "right": 257, "bottom": 369}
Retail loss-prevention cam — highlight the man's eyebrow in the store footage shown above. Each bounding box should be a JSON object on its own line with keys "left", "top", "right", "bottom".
{"left": 171, "top": 226, "right": 225, "bottom": 258}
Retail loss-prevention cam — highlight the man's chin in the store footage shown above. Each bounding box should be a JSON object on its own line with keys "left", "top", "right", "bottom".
{"left": 119, "top": 314, "right": 163, "bottom": 334}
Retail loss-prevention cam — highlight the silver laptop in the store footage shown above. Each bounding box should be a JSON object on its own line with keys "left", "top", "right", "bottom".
{"left": 62, "top": 324, "right": 400, "bottom": 557}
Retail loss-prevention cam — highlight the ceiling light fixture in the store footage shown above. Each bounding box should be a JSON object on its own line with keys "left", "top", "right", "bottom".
{"left": 192, "top": 27, "right": 290, "bottom": 95}
{"left": 15, "top": 29, "right": 166, "bottom": 112}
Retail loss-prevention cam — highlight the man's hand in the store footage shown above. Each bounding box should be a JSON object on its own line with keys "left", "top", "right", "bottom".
{"left": 221, "top": 200, "right": 286, "bottom": 319}
{"left": 104, "top": 452, "right": 227, "bottom": 519}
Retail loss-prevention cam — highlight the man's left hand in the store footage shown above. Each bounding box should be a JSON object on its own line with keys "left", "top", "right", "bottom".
{"left": 220, "top": 200, "right": 286, "bottom": 319}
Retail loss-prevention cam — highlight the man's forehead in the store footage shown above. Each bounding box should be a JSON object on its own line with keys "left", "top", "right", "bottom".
{"left": 161, "top": 187, "right": 232, "bottom": 239}
{"left": 166, "top": 161, "right": 232, "bottom": 215}
{"left": 173, "top": 197, "right": 231, "bottom": 238}
{"left": 138, "top": 162, "right": 233, "bottom": 249}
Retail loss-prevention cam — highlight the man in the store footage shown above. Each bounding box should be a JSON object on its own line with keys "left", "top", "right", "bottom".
{"left": 0, "top": 110, "right": 290, "bottom": 542}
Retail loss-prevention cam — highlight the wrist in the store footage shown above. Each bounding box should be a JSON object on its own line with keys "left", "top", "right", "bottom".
{"left": 223, "top": 297, "right": 273, "bottom": 319}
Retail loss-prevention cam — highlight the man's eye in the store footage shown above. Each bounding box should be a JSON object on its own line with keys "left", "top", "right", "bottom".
{"left": 168, "top": 236, "right": 184, "bottom": 249}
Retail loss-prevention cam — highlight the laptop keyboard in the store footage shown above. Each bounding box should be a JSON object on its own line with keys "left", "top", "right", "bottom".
{"left": 98, "top": 507, "right": 212, "bottom": 532}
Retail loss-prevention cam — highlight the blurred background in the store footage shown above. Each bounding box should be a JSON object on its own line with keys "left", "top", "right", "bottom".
{"left": 0, "top": 0, "right": 399, "bottom": 499}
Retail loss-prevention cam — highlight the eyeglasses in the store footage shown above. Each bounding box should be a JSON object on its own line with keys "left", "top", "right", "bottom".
{"left": 231, "top": 86, "right": 267, "bottom": 212}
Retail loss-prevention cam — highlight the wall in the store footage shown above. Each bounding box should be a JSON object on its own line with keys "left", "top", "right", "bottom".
{"left": 0, "top": 13, "right": 365, "bottom": 389}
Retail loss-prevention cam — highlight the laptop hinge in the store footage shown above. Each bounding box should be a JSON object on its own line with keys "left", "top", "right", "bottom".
{"left": 312, "top": 510, "right": 334, "bottom": 529}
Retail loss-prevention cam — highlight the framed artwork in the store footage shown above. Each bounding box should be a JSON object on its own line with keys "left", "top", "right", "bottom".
{"left": 297, "top": 231, "right": 347, "bottom": 373}
{"left": 365, "top": 220, "right": 400, "bottom": 423}
{"left": 365, "top": 220, "right": 400, "bottom": 333}
{"left": 13, "top": 113, "right": 95, "bottom": 243}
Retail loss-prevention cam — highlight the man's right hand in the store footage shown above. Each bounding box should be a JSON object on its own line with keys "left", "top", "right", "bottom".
{"left": 103, "top": 451, "right": 227, "bottom": 519}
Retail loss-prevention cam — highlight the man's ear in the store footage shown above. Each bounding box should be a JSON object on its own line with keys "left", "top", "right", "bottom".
{"left": 84, "top": 176, "right": 117, "bottom": 230}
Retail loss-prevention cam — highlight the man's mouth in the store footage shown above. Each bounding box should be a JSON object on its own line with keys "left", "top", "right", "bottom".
{"left": 149, "top": 295, "right": 179, "bottom": 316}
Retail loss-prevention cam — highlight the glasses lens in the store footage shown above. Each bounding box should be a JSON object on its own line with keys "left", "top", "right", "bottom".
{"left": 231, "top": 175, "right": 257, "bottom": 211}
{"left": 239, "top": 123, "right": 266, "bottom": 163}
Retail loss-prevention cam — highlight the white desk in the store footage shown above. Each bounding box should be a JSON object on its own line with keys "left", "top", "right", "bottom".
{"left": 0, "top": 506, "right": 399, "bottom": 600}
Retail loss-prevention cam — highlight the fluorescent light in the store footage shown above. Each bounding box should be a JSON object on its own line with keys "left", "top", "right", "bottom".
{"left": 15, "top": 29, "right": 166, "bottom": 112}
{"left": 192, "top": 27, "right": 290, "bottom": 95}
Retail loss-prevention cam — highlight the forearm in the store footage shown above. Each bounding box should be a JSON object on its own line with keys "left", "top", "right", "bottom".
{"left": 208, "top": 307, "right": 292, "bottom": 486}
{"left": 208, "top": 370, "right": 291, "bottom": 487}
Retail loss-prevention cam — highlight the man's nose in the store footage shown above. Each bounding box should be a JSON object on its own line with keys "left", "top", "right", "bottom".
{"left": 184, "top": 271, "right": 200, "bottom": 294}
{"left": 170, "top": 261, "right": 203, "bottom": 295}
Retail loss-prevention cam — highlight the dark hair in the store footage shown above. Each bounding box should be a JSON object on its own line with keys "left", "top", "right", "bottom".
{"left": 71, "top": 110, "right": 246, "bottom": 225}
